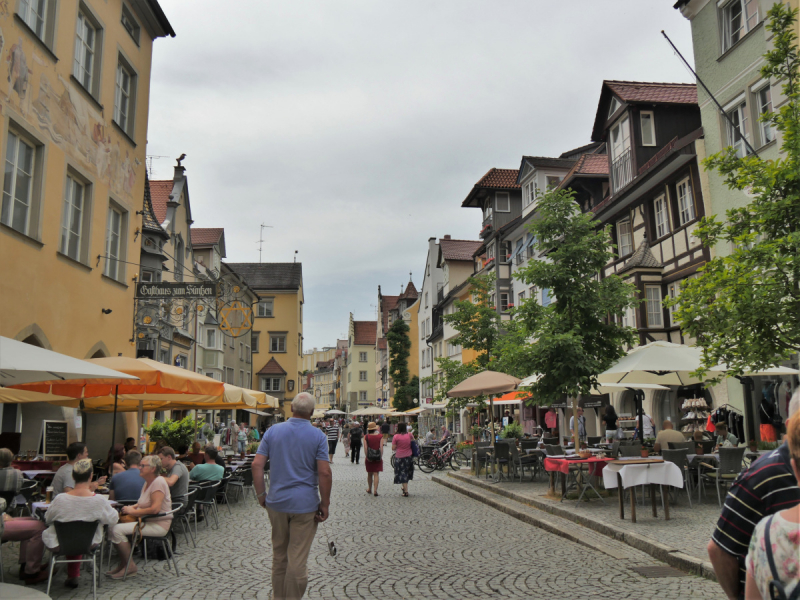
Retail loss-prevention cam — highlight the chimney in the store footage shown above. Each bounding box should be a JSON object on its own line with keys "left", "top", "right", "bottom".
{"left": 443, "top": 235, "right": 451, "bottom": 240}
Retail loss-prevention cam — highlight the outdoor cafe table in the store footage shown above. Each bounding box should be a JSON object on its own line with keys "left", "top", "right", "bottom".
{"left": 544, "top": 456, "right": 614, "bottom": 502}
{"left": 602, "top": 459, "right": 683, "bottom": 523}
{"left": 21, "top": 470, "right": 56, "bottom": 479}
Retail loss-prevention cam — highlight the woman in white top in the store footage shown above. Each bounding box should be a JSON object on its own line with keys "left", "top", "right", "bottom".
{"left": 43, "top": 458, "right": 119, "bottom": 588}
{"left": 107, "top": 454, "right": 173, "bottom": 580}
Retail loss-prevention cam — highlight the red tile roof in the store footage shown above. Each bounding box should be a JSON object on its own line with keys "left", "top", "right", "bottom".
{"left": 149, "top": 180, "right": 173, "bottom": 223}
{"left": 399, "top": 281, "right": 418, "bottom": 300}
{"left": 256, "top": 357, "right": 287, "bottom": 376}
{"left": 605, "top": 81, "right": 697, "bottom": 105}
{"left": 377, "top": 338, "right": 387, "bottom": 350}
{"left": 559, "top": 154, "right": 610, "bottom": 189}
{"left": 353, "top": 321, "right": 377, "bottom": 346}
{"left": 475, "top": 168, "right": 521, "bottom": 189}
{"left": 440, "top": 239, "right": 482, "bottom": 262}
{"left": 191, "top": 228, "right": 224, "bottom": 247}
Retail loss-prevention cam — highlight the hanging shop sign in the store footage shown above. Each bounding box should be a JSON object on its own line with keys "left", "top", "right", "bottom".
{"left": 136, "top": 282, "right": 216, "bottom": 299}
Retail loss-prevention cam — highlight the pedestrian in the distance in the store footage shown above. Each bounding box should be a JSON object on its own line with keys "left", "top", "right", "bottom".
{"left": 251, "top": 393, "right": 332, "bottom": 600}
{"left": 392, "top": 422, "right": 415, "bottom": 497}
{"left": 364, "top": 422, "right": 384, "bottom": 496}
{"left": 341, "top": 422, "right": 351, "bottom": 458}
{"left": 326, "top": 419, "right": 340, "bottom": 463}
{"left": 380, "top": 420, "right": 390, "bottom": 443}
{"left": 350, "top": 421, "right": 363, "bottom": 464}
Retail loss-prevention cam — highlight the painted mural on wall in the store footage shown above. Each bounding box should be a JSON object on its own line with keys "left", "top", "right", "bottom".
{"left": 0, "top": 18, "right": 140, "bottom": 200}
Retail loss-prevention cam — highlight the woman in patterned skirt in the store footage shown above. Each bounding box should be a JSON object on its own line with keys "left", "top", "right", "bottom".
{"left": 392, "top": 422, "right": 415, "bottom": 497}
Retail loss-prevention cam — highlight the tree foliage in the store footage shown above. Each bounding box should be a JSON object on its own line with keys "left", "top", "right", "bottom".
{"left": 145, "top": 415, "right": 200, "bottom": 450}
{"left": 387, "top": 317, "right": 414, "bottom": 411}
{"left": 669, "top": 4, "right": 800, "bottom": 377}
{"left": 393, "top": 375, "right": 419, "bottom": 413}
{"left": 512, "top": 188, "right": 639, "bottom": 403}
{"left": 443, "top": 273, "right": 501, "bottom": 370}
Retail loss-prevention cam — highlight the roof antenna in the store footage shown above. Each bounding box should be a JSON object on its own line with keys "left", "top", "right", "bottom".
{"left": 294, "top": 250, "right": 298, "bottom": 263}
{"left": 257, "top": 223, "right": 273, "bottom": 263}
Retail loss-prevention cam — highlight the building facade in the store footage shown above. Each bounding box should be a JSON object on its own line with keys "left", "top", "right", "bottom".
{"left": 346, "top": 315, "right": 377, "bottom": 411}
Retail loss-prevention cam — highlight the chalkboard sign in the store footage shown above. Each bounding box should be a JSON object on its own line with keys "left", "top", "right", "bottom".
{"left": 38, "top": 420, "right": 68, "bottom": 457}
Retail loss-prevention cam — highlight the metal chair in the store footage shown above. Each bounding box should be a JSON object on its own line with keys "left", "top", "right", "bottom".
{"left": 587, "top": 436, "right": 602, "bottom": 447}
{"left": 493, "top": 443, "right": 511, "bottom": 480}
{"left": 174, "top": 489, "right": 198, "bottom": 548}
{"left": 12, "top": 479, "right": 39, "bottom": 516}
{"left": 228, "top": 468, "right": 255, "bottom": 502}
{"left": 618, "top": 444, "right": 642, "bottom": 457}
{"left": 542, "top": 437, "right": 559, "bottom": 445}
{"left": 545, "top": 445, "right": 564, "bottom": 456}
{"left": 668, "top": 441, "right": 695, "bottom": 453}
{"left": 121, "top": 504, "right": 182, "bottom": 580}
{"left": 46, "top": 520, "right": 102, "bottom": 600}
{"left": 610, "top": 441, "right": 620, "bottom": 458}
{"left": 508, "top": 443, "right": 537, "bottom": 482}
{"left": 661, "top": 448, "right": 693, "bottom": 507}
{"left": 216, "top": 474, "right": 233, "bottom": 515}
{"left": 700, "top": 446, "right": 746, "bottom": 507}
{"left": 474, "top": 446, "right": 492, "bottom": 479}
{"left": 194, "top": 481, "right": 221, "bottom": 529}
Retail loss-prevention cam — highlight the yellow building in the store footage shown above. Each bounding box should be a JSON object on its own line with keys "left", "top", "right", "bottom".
{"left": 0, "top": 1, "right": 174, "bottom": 455}
{"left": 227, "top": 263, "right": 304, "bottom": 420}
{"left": 346, "top": 314, "right": 377, "bottom": 411}
{"left": 377, "top": 280, "right": 419, "bottom": 407}
{"left": 302, "top": 347, "right": 336, "bottom": 373}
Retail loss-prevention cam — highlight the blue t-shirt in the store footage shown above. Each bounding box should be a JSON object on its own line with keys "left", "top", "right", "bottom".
{"left": 107, "top": 468, "right": 145, "bottom": 501}
{"left": 257, "top": 417, "right": 328, "bottom": 514}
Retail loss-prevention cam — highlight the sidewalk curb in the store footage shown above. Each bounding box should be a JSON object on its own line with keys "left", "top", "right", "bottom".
{"left": 434, "top": 471, "right": 716, "bottom": 582}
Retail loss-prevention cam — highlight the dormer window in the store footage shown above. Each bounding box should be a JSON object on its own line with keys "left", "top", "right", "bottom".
{"left": 495, "top": 192, "right": 510, "bottom": 212}
{"left": 608, "top": 97, "right": 621, "bottom": 117}
{"left": 640, "top": 111, "right": 656, "bottom": 146}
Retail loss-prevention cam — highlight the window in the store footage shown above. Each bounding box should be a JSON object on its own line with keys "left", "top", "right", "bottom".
{"left": 610, "top": 117, "right": 632, "bottom": 191}
{"left": 425, "top": 292, "right": 428, "bottom": 307}
{"left": 756, "top": 84, "right": 774, "bottom": 146}
{"left": 359, "top": 352, "right": 367, "bottom": 362}
{"left": 359, "top": 371, "right": 367, "bottom": 381}
{"left": 238, "top": 342, "right": 244, "bottom": 360}
{"left": 261, "top": 377, "right": 282, "bottom": 392}
{"left": 359, "top": 391, "right": 368, "bottom": 402}
{"left": 608, "top": 96, "right": 621, "bottom": 117}
{"left": 270, "top": 334, "right": 286, "bottom": 353}
{"left": 19, "top": 0, "right": 52, "bottom": 44}
{"left": 246, "top": 345, "right": 251, "bottom": 364}
{"left": 616, "top": 218, "right": 633, "bottom": 257}
{"left": 2, "top": 131, "right": 37, "bottom": 235}
{"left": 523, "top": 180, "right": 537, "bottom": 208}
{"left": 518, "top": 290, "right": 525, "bottom": 305}
{"left": 174, "top": 237, "right": 184, "bottom": 282}
{"left": 489, "top": 292, "right": 496, "bottom": 308}
{"left": 246, "top": 371, "right": 250, "bottom": 386}
{"left": 239, "top": 370, "right": 245, "bottom": 387}
{"left": 140, "top": 270, "right": 154, "bottom": 282}
{"left": 483, "top": 203, "right": 493, "bottom": 221}
{"left": 252, "top": 332, "right": 260, "bottom": 353}
{"left": 676, "top": 178, "right": 695, "bottom": 225}
{"left": 487, "top": 242, "right": 495, "bottom": 261}
{"left": 74, "top": 9, "right": 101, "bottom": 96}
{"left": 546, "top": 176, "right": 562, "bottom": 189}
{"left": 725, "top": 100, "right": 749, "bottom": 158}
{"left": 645, "top": 286, "right": 664, "bottom": 328}
{"left": 620, "top": 305, "right": 636, "bottom": 329}
{"left": 541, "top": 288, "right": 551, "bottom": 307}
{"left": 667, "top": 281, "right": 681, "bottom": 327}
{"left": 495, "top": 192, "right": 510, "bottom": 212}
{"left": 653, "top": 195, "right": 670, "bottom": 239}
{"left": 500, "top": 293, "right": 509, "bottom": 312}
{"left": 640, "top": 111, "right": 655, "bottom": 146}
{"left": 206, "top": 329, "right": 216, "bottom": 349}
{"left": 104, "top": 204, "right": 126, "bottom": 280}
{"left": 60, "top": 176, "right": 88, "bottom": 262}
{"left": 257, "top": 299, "right": 274, "bottom": 317}
{"left": 348, "top": 371, "right": 351, "bottom": 383}
{"left": 175, "top": 354, "right": 187, "bottom": 369}
{"left": 114, "top": 58, "right": 136, "bottom": 137}
{"left": 721, "top": 0, "right": 759, "bottom": 52}
{"left": 120, "top": 4, "right": 140, "bottom": 44}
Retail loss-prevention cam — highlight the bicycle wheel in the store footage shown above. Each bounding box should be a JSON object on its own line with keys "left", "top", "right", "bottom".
{"left": 449, "top": 451, "right": 468, "bottom": 470}
{"left": 417, "top": 454, "right": 437, "bottom": 473}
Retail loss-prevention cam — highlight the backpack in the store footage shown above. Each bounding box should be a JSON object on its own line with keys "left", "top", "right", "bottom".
{"left": 350, "top": 427, "right": 362, "bottom": 442}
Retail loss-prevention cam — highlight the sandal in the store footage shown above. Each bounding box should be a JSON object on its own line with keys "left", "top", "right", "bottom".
{"left": 374, "top": 492, "right": 379, "bottom": 497}
{"left": 402, "top": 491, "right": 409, "bottom": 497}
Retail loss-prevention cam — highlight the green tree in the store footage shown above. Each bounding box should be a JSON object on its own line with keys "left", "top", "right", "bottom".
{"left": 394, "top": 375, "right": 419, "bottom": 413}
{"left": 669, "top": 4, "right": 800, "bottom": 377}
{"left": 387, "top": 317, "right": 414, "bottom": 411}
{"left": 443, "top": 273, "right": 501, "bottom": 369}
{"left": 513, "top": 188, "right": 639, "bottom": 448}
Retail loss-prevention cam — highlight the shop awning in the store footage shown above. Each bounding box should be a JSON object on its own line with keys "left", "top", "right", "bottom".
{"left": 403, "top": 407, "right": 424, "bottom": 415}
{"left": 244, "top": 408, "right": 272, "bottom": 417}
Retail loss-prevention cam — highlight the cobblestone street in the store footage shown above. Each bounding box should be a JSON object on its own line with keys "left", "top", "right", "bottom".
{"left": 3, "top": 450, "right": 725, "bottom": 599}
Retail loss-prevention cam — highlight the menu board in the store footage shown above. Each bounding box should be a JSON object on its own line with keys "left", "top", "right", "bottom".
{"left": 39, "top": 420, "right": 68, "bottom": 457}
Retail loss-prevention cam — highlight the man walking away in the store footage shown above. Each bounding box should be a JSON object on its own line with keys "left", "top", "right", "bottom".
{"left": 325, "top": 420, "right": 340, "bottom": 462}
{"left": 252, "top": 393, "right": 331, "bottom": 600}
{"left": 349, "top": 421, "right": 363, "bottom": 465}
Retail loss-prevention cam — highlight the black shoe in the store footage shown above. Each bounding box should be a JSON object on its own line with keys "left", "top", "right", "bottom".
{"left": 64, "top": 577, "right": 79, "bottom": 588}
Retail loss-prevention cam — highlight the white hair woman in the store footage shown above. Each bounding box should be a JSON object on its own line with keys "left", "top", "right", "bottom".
{"left": 107, "top": 454, "right": 173, "bottom": 579}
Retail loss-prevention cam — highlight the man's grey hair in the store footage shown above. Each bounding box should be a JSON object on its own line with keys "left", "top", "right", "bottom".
{"left": 292, "top": 392, "right": 315, "bottom": 417}
{"left": 789, "top": 387, "right": 800, "bottom": 420}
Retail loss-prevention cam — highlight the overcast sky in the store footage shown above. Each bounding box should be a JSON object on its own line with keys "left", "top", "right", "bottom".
{"left": 147, "top": 1, "right": 695, "bottom": 349}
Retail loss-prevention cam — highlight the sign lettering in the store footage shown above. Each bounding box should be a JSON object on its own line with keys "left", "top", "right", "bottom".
{"left": 136, "top": 282, "right": 215, "bottom": 299}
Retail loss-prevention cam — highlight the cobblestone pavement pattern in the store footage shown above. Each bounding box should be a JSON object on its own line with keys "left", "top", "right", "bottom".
{"left": 2, "top": 449, "right": 725, "bottom": 599}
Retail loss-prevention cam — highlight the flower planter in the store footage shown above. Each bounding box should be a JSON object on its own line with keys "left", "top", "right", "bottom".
{"left": 640, "top": 448, "right": 650, "bottom": 458}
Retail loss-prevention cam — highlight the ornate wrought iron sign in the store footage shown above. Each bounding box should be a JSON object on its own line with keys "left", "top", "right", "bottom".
{"left": 136, "top": 282, "right": 215, "bottom": 299}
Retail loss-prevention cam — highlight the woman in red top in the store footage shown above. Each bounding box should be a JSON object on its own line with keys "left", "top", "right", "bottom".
{"left": 392, "top": 422, "right": 415, "bottom": 497}
{"left": 364, "top": 422, "right": 384, "bottom": 497}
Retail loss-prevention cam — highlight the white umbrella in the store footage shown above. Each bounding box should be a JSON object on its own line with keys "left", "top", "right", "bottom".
{"left": 597, "top": 341, "right": 706, "bottom": 386}
{"left": 325, "top": 409, "right": 346, "bottom": 415}
{"left": 351, "top": 406, "right": 391, "bottom": 416}
{"left": 0, "top": 336, "right": 139, "bottom": 386}
{"left": 589, "top": 382, "right": 669, "bottom": 395}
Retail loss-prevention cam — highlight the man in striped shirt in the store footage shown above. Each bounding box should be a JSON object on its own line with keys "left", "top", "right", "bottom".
{"left": 708, "top": 390, "right": 800, "bottom": 599}
{"left": 326, "top": 420, "right": 340, "bottom": 463}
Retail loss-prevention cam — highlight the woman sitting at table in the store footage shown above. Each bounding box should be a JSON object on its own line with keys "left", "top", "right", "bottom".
{"left": 186, "top": 441, "right": 205, "bottom": 466}
{"left": 106, "top": 443, "right": 126, "bottom": 476}
{"left": 42, "top": 458, "right": 119, "bottom": 589}
{"left": 107, "top": 454, "right": 173, "bottom": 580}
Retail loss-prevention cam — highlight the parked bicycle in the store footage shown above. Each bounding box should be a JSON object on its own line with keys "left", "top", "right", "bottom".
{"left": 417, "top": 440, "right": 468, "bottom": 473}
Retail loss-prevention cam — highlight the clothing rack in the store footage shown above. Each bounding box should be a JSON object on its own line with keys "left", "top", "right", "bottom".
{"left": 713, "top": 403, "right": 742, "bottom": 414}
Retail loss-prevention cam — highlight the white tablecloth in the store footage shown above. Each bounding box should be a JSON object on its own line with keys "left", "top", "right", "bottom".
{"left": 602, "top": 461, "right": 684, "bottom": 490}
{"left": 22, "top": 470, "right": 55, "bottom": 478}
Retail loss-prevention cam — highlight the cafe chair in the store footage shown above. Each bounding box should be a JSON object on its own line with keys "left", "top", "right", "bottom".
{"left": 492, "top": 443, "right": 511, "bottom": 480}
{"left": 47, "top": 520, "right": 102, "bottom": 600}
{"left": 508, "top": 444, "right": 537, "bottom": 482}
{"left": 174, "top": 489, "right": 198, "bottom": 548}
{"left": 545, "top": 445, "right": 564, "bottom": 456}
{"left": 587, "top": 436, "right": 602, "bottom": 447}
{"left": 12, "top": 479, "right": 40, "bottom": 516}
{"left": 618, "top": 444, "right": 642, "bottom": 458}
{"left": 661, "top": 448, "right": 693, "bottom": 507}
{"left": 474, "top": 446, "right": 492, "bottom": 479}
{"left": 700, "top": 446, "right": 746, "bottom": 507}
{"left": 542, "top": 437, "right": 559, "bottom": 446}
{"left": 194, "top": 481, "right": 221, "bottom": 530}
{"left": 610, "top": 441, "right": 620, "bottom": 458}
{"left": 228, "top": 468, "right": 255, "bottom": 503}
{"left": 121, "top": 504, "right": 182, "bottom": 580}
{"left": 216, "top": 474, "right": 233, "bottom": 516}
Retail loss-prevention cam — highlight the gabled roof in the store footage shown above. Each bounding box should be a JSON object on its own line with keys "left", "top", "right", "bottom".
{"left": 225, "top": 263, "right": 302, "bottom": 291}
{"left": 191, "top": 228, "right": 224, "bottom": 247}
{"left": 462, "top": 168, "right": 520, "bottom": 207}
{"left": 559, "top": 154, "right": 609, "bottom": 190}
{"left": 149, "top": 180, "right": 173, "bottom": 223}
{"left": 399, "top": 280, "right": 418, "bottom": 300}
{"left": 440, "top": 238, "right": 483, "bottom": 262}
{"left": 559, "top": 142, "right": 603, "bottom": 160}
{"left": 142, "top": 175, "right": 167, "bottom": 236}
{"left": 592, "top": 80, "right": 697, "bottom": 142}
{"left": 257, "top": 357, "right": 287, "bottom": 376}
{"left": 353, "top": 321, "right": 377, "bottom": 346}
{"left": 517, "top": 156, "right": 577, "bottom": 184}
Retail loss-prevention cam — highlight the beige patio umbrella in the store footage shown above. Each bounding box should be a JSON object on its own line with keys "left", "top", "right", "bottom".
{"left": 447, "top": 371, "right": 521, "bottom": 477}
{"left": 350, "top": 406, "right": 393, "bottom": 416}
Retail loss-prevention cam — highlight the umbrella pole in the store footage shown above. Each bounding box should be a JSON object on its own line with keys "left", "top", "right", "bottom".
{"left": 194, "top": 411, "right": 199, "bottom": 441}
{"left": 137, "top": 400, "right": 143, "bottom": 453}
{"left": 110, "top": 384, "right": 119, "bottom": 452}
{"left": 489, "top": 395, "right": 496, "bottom": 477}
{"left": 572, "top": 398, "right": 580, "bottom": 451}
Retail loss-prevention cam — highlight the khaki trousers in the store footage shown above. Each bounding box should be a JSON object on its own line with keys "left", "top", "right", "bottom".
{"left": 266, "top": 507, "right": 319, "bottom": 600}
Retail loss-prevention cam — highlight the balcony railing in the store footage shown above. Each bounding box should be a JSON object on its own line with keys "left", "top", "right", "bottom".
{"left": 611, "top": 147, "right": 633, "bottom": 193}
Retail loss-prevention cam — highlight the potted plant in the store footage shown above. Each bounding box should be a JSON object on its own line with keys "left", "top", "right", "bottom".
{"left": 500, "top": 421, "right": 523, "bottom": 441}
{"left": 749, "top": 439, "right": 758, "bottom": 453}
{"left": 470, "top": 425, "right": 483, "bottom": 443}
{"left": 641, "top": 447, "right": 650, "bottom": 458}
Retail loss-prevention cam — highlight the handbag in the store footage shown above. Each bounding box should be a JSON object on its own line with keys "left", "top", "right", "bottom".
{"left": 366, "top": 447, "right": 381, "bottom": 461}
{"left": 118, "top": 513, "right": 138, "bottom": 524}
{"left": 411, "top": 439, "right": 420, "bottom": 457}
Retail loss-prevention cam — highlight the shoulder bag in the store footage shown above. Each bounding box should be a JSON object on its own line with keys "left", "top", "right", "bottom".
{"left": 763, "top": 514, "right": 800, "bottom": 600}
{"left": 410, "top": 435, "right": 420, "bottom": 458}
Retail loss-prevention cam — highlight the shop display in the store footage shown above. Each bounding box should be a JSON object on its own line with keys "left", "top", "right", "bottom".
{"left": 680, "top": 397, "right": 708, "bottom": 434}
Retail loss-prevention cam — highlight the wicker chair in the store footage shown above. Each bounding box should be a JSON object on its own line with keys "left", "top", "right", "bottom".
{"left": 661, "top": 448, "right": 692, "bottom": 507}
{"left": 700, "top": 446, "right": 746, "bottom": 507}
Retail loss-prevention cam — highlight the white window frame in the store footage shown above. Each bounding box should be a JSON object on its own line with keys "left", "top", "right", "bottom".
{"left": 676, "top": 177, "right": 696, "bottom": 226}
{"left": 359, "top": 391, "right": 368, "bottom": 402}
{"left": 487, "top": 242, "right": 495, "bottom": 261}
{"left": 640, "top": 110, "right": 656, "bottom": 147}
{"left": 610, "top": 116, "right": 632, "bottom": 191}
{"left": 721, "top": 0, "right": 759, "bottom": 53}
{"left": 545, "top": 175, "right": 562, "bottom": 189}
{"left": 2, "top": 131, "right": 37, "bottom": 235}
{"left": 257, "top": 299, "right": 274, "bottom": 317}
{"left": 359, "top": 352, "right": 367, "bottom": 362}
{"left": 667, "top": 281, "right": 681, "bottom": 327}
{"left": 645, "top": 285, "right": 664, "bottom": 328}
{"left": 19, "top": 0, "right": 48, "bottom": 41}
{"left": 120, "top": 3, "right": 140, "bottom": 44}
{"left": 724, "top": 97, "right": 749, "bottom": 158}
{"left": 541, "top": 288, "right": 551, "bottom": 307}
{"left": 753, "top": 81, "right": 774, "bottom": 146}
{"left": 517, "top": 290, "right": 525, "bottom": 305}
{"left": 60, "top": 175, "right": 86, "bottom": 261}
{"left": 495, "top": 192, "right": 510, "bottom": 213}
{"left": 114, "top": 58, "right": 136, "bottom": 137}
{"left": 500, "top": 293, "right": 509, "bottom": 312}
{"left": 104, "top": 204, "right": 124, "bottom": 280}
{"left": 359, "top": 370, "right": 367, "bottom": 382}
{"left": 653, "top": 194, "right": 670, "bottom": 239}
{"left": 620, "top": 305, "right": 636, "bottom": 329}
{"left": 616, "top": 218, "right": 633, "bottom": 257}
{"left": 206, "top": 328, "right": 217, "bottom": 349}
{"left": 74, "top": 9, "right": 99, "bottom": 94}
{"left": 270, "top": 334, "right": 286, "bottom": 353}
